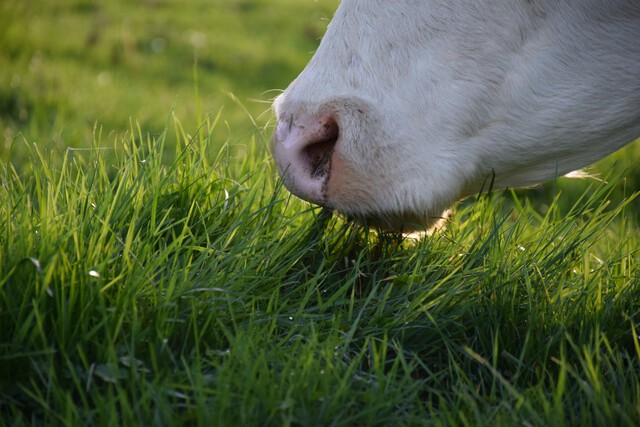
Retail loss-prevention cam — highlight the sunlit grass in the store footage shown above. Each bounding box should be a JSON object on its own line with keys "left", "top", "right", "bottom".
{"left": 1, "top": 114, "right": 639, "bottom": 425}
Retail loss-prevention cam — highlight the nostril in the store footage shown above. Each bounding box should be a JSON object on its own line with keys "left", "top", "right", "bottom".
{"left": 304, "top": 117, "right": 339, "bottom": 179}
{"left": 271, "top": 113, "right": 341, "bottom": 203}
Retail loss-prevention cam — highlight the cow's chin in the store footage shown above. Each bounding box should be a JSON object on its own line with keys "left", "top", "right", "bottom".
{"left": 348, "top": 210, "right": 446, "bottom": 234}
{"left": 321, "top": 174, "right": 444, "bottom": 233}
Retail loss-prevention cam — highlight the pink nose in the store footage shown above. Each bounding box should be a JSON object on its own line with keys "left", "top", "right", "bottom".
{"left": 271, "top": 114, "right": 339, "bottom": 204}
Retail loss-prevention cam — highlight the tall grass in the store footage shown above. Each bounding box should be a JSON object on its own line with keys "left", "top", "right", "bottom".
{"left": 2, "top": 0, "right": 640, "bottom": 424}
{"left": 1, "top": 113, "right": 639, "bottom": 425}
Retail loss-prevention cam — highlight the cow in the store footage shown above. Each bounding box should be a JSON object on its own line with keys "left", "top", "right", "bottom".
{"left": 271, "top": 0, "right": 640, "bottom": 231}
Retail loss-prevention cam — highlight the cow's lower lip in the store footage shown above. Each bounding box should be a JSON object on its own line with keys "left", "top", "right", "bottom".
{"left": 348, "top": 211, "right": 432, "bottom": 232}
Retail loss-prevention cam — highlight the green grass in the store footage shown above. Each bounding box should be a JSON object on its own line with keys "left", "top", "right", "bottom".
{"left": 0, "top": 0, "right": 338, "bottom": 166}
{"left": 2, "top": 117, "right": 640, "bottom": 425}
{"left": 2, "top": 0, "right": 640, "bottom": 425}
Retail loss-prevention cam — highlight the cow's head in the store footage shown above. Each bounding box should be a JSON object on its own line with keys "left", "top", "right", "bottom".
{"left": 271, "top": 0, "right": 640, "bottom": 231}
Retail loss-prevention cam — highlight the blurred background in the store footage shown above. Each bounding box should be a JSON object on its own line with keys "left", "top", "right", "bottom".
{"left": 1, "top": 0, "right": 638, "bottom": 210}
{"left": 0, "top": 0, "right": 339, "bottom": 165}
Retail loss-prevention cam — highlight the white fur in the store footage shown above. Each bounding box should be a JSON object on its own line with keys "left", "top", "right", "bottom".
{"left": 272, "top": 0, "right": 640, "bottom": 231}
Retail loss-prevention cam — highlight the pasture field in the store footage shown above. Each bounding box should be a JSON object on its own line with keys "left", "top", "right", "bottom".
{"left": 2, "top": 0, "right": 640, "bottom": 425}
{"left": 0, "top": 0, "right": 338, "bottom": 167}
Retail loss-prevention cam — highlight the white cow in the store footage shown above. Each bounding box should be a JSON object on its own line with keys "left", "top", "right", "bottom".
{"left": 271, "top": 0, "right": 640, "bottom": 231}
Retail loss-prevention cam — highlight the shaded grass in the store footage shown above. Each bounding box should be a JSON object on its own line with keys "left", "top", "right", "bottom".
{"left": 1, "top": 114, "right": 639, "bottom": 425}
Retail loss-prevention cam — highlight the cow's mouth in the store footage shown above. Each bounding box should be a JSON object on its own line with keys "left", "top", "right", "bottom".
{"left": 347, "top": 208, "right": 451, "bottom": 233}
{"left": 357, "top": 212, "right": 428, "bottom": 233}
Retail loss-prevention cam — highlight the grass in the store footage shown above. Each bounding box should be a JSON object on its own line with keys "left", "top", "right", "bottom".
{"left": 2, "top": 0, "right": 640, "bottom": 425}
{"left": 2, "top": 116, "right": 640, "bottom": 425}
